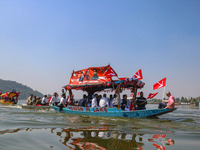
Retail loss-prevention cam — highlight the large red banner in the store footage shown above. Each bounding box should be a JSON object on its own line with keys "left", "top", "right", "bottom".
{"left": 69, "top": 65, "right": 117, "bottom": 86}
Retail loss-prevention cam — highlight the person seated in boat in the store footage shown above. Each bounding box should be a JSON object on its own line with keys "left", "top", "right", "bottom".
{"left": 136, "top": 92, "right": 147, "bottom": 110}
{"left": 109, "top": 94, "right": 114, "bottom": 107}
{"left": 129, "top": 95, "right": 136, "bottom": 111}
{"left": 35, "top": 96, "right": 42, "bottom": 105}
{"left": 27, "top": 94, "right": 33, "bottom": 105}
{"left": 99, "top": 94, "right": 109, "bottom": 107}
{"left": 86, "top": 96, "right": 92, "bottom": 107}
{"left": 50, "top": 92, "right": 59, "bottom": 106}
{"left": 32, "top": 96, "right": 37, "bottom": 105}
{"left": 112, "top": 94, "right": 120, "bottom": 107}
{"left": 68, "top": 94, "right": 75, "bottom": 106}
{"left": 97, "top": 95, "right": 102, "bottom": 106}
{"left": 41, "top": 95, "right": 48, "bottom": 106}
{"left": 79, "top": 94, "right": 87, "bottom": 107}
{"left": 158, "top": 91, "right": 175, "bottom": 109}
{"left": 91, "top": 94, "right": 98, "bottom": 107}
{"left": 121, "top": 94, "right": 129, "bottom": 111}
{"left": 59, "top": 93, "right": 68, "bottom": 112}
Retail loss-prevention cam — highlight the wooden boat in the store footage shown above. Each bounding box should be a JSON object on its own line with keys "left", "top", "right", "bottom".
{"left": 50, "top": 105, "right": 176, "bottom": 118}
{"left": 21, "top": 104, "right": 50, "bottom": 110}
{"left": 0, "top": 91, "right": 20, "bottom": 105}
{"left": 51, "top": 65, "right": 176, "bottom": 118}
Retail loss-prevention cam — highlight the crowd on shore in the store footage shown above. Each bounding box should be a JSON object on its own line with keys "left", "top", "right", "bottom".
{"left": 27, "top": 89, "right": 175, "bottom": 111}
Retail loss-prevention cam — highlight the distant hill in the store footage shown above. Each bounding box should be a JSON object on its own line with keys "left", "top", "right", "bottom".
{"left": 0, "top": 79, "right": 43, "bottom": 99}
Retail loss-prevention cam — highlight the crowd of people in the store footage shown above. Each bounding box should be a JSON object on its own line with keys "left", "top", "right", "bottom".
{"left": 26, "top": 94, "right": 50, "bottom": 106}
{"left": 27, "top": 89, "right": 175, "bottom": 111}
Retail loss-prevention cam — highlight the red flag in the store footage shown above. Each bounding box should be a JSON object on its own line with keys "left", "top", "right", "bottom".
{"left": 48, "top": 97, "right": 51, "bottom": 103}
{"left": 130, "top": 100, "right": 135, "bottom": 111}
{"left": 153, "top": 77, "right": 166, "bottom": 90}
{"left": 17, "top": 92, "right": 20, "bottom": 97}
{"left": 147, "top": 92, "right": 158, "bottom": 99}
{"left": 153, "top": 143, "right": 166, "bottom": 150}
{"left": 105, "top": 67, "right": 118, "bottom": 78}
{"left": 153, "top": 134, "right": 166, "bottom": 139}
{"left": 134, "top": 69, "right": 143, "bottom": 80}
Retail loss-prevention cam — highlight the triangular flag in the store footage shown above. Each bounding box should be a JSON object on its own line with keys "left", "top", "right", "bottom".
{"left": 153, "top": 78, "right": 166, "bottom": 90}
{"left": 105, "top": 67, "right": 118, "bottom": 78}
{"left": 147, "top": 92, "right": 158, "bottom": 99}
{"left": 134, "top": 69, "right": 143, "bottom": 80}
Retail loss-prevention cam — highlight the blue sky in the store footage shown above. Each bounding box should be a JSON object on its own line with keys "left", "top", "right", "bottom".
{"left": 0, "top": 0, "right": 200, "bottom": 99}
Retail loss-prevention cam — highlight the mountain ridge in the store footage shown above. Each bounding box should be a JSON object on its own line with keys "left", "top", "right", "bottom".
{"left": 0, "top": 79, "right": 43, "bottom": 99}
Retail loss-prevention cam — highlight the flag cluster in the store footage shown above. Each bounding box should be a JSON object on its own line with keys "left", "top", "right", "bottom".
{"left": 133, "top": 69, "right": 167, "bottom": 99}
{"left": 147, "top": 77, "right": 167, "bottom": 99}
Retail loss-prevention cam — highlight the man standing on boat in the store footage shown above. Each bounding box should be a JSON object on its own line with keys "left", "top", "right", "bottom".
{"left": 61, "top": 89, "right": 66, "bottom": 97}
{"left": 158, "top": 91, "right": 175, "bottom": 109}
{"left": 59, "top": 93, "right": 68, "bottom": 112}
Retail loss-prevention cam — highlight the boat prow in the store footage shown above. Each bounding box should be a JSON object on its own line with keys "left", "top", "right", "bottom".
{"left": 50, "top": 105, "right": 176, "bottom": 118}
{"left": 0, "top": 91, "right": 20, "bottom": 105}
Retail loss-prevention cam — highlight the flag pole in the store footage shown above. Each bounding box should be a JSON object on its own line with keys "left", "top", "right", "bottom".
{"left": 162, "top": 86, "right": 166, "bottom": 100}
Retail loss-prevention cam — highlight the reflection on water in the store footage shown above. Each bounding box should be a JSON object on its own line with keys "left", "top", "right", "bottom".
{"left": 56, "top": 127, "right": 144, "bottom": 150}
{"left": 0, "top": 103, "right": 200, "bottom": 150}
{"left": 0, "top": 127, "right": 176, "bottom": 150}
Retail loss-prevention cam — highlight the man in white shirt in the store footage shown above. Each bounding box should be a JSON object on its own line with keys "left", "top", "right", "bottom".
{"left": 60, "top": 94, "right": 67, "bottom": 106}
{"left": 50, "top": 92, "right": 59, "bottom": 106}
{"left": 59, "top": 94, "right": 67, "bottom": 112}
{"left": 99, "top": 94, "right": 109, "bottom": 107}
{"left": 91, "top": 94, "right": 98, "bottom": 108}
{"left": 41, "top": 95, "right": 48, "bottom": 105}
{"left": 112, "top": 94, "right": 120, "bottom": 107}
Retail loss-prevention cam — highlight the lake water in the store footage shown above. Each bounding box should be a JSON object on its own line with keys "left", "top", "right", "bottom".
{"left": 0, "top": 101, "right": 200, "bottom": 150}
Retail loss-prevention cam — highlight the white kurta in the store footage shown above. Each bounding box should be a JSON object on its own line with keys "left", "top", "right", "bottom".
{"left": 91, "top": 98, "right": 98, "bottom": 107}
{"left": 60, "top": 97, "right": 67, "bottom": 105}
{"left": 99, "top": 97, "right": 109, "bottom": 107}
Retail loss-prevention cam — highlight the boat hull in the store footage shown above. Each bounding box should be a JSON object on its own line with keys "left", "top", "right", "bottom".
{"left": 50, "top": 105, "right": 176, "bottom": 118}
{"left": 21, "top": 104, "right": 50, "bottom": 110}
{"left": 0, "top": 100, "right": 17, "bottom": 105}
